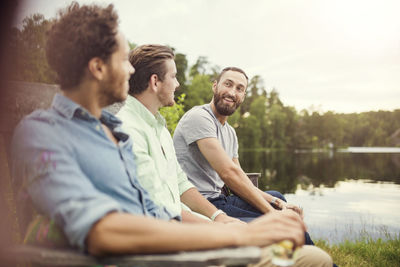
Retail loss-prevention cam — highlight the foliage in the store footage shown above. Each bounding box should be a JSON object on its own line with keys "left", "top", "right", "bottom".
{"left": 174, "top": 52, "right": 189, "bottom": 99}
{"left": 184, "top": 74, "right": 213, "bottom": 111}
{"left": 160, "top": 94, "right": 186, "bottom": 135}
{"left": 9, "top": 14, "right": 57, "bottom": 83}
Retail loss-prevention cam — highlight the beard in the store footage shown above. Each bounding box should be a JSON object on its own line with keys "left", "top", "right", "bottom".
{"left": 157, "top": 87, "right": 175, "bottom": 108}
{"left": 213, "top": 91, "right": 242, "bottom": 116}
{"left": 99, "top": 71, "right": 129, "bottom": 107}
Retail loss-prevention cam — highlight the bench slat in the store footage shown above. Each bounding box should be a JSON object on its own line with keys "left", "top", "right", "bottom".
{"left": 0, "top": 244, "right": 261, "bottom": 267}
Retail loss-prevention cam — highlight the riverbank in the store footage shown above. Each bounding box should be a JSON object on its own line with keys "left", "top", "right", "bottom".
{"left": 315, "top": 233, "right": 400, "bottom": 267}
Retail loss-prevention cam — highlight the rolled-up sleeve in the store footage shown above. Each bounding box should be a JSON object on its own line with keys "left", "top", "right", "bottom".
{"left": 12, "top": 118, "right": 122, "bottom": 250}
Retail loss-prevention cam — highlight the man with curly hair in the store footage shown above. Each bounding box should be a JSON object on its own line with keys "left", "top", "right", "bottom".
{"left": 11, "top": 3, "right": 332, "bottom": 266}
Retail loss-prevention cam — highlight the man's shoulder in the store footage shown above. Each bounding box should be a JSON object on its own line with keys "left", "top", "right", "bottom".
{"left": 16, "top": 109, "right": 59, "bottom": 133}
{"left": 117, "top": 99, "right": 153, "bottom": 130}
{"left": 11, "top": 108, "right": 71, "bottom": 156}
{"left": 182, "top": 104, "right": 214, "bottom": 123}
{"left": 117, "top": 106, "right": 145, "bottom": 132}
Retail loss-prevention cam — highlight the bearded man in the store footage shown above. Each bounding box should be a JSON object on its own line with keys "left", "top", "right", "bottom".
{"left": 173, "top": 67, "right": 316, "bottom": 246}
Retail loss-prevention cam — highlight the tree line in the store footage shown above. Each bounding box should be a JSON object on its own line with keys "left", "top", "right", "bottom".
{"left": 7, "top": 14, "right": 400, "bottom": 149}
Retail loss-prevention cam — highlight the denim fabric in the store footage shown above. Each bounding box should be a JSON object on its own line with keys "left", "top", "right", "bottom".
{"left": 11, "top": 94, "right": 177, "bottom": 250}
{"left": 208, "top": 190, "right": 315, "bottom": 245}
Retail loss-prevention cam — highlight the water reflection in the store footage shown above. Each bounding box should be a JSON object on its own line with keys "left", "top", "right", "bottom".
{"left": 286, "top": 180, "right": 400, "bottom": 243}
{"left": 239, "top": 150, "right": 400, "bottom": 194}
{"left": 239, "top": 150, "right": 400, "bottom": 242}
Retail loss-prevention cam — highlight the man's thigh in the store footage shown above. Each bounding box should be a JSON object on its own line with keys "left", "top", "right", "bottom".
{"left": 227, "top": 190, "right": 286, "bottom": 210}
{"left": 209, "top": 195, "right": 261, "bottom": 219}
{"left": 249, "top": 245, "right": 332, "bottom": 267}
{"left": 226, "top": 195, "right": 263, "bottom": 214}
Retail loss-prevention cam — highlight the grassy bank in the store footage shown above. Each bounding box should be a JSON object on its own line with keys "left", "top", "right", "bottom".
{"left": 315, "top": 235, "right": 400, "bottom": 267}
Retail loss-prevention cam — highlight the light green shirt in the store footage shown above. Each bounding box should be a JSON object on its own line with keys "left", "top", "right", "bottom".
{"left": 116, "top": 95, "right": 195, "bottom": 218}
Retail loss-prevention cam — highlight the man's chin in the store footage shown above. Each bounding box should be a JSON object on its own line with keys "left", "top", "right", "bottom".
{"left": 166, "top": 101, "right": 175, "bottom": 107}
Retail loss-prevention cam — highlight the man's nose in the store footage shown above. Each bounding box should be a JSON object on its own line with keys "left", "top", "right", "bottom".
{"left": 227, "top": 87, "right": 236, "bottom": 96}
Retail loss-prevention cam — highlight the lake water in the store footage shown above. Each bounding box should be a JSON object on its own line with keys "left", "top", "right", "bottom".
{"left": 239, "top": 149, "right": 400, "bottom": 243}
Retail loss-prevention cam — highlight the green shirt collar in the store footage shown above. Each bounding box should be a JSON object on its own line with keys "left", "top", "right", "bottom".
{"left": 125, "top": 95, "right": 166, "bottom": 130}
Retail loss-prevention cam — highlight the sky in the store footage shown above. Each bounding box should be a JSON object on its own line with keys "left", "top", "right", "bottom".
{"left": 14, "top": 0, "right": 400, "bottom": 113}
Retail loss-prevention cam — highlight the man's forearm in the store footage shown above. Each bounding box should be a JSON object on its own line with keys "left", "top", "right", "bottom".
{"left": 257, "top": 188, "right": 278, "bottom": 203}
{"left": 195, "top": 138, "right": 274, "bottom": 214}
{"left": 87, "top": 212, "right": 238, "bottom": 256}
{"left": 222, "top": 167, "right": 275, "bottom": 213}
{"left": 181, "top": 209, "right": 211, "bottom": 223}
{"left": 180, "top": 187, "right": 217, "bottom": 218}
{"left": 87, "top": 210, "right": 307, "bottom": 256}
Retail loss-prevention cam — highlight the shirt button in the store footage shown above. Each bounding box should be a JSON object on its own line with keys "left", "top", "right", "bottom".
{"left": 96, "top": 125, "right": 101, "bottom": 131}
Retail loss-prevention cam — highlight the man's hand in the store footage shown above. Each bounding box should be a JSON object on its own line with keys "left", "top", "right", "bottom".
{"left": 237, "top": 209, "right": 306, "bottom": 248}
{"left": 274, "top": 199, "right": 304, "bottom": 219}
{"left": 214, "top": 213, "right": 246, "bottom": 225}
{"left": 285, "top": 204, "right": 304, "bottom": 219}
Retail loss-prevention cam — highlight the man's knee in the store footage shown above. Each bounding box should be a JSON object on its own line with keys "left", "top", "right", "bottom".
{"left": 248, "top": 245, "right": 332, "bottom": 267}
{"left": 294, "top": 245, "right": 333, "bottom": 267}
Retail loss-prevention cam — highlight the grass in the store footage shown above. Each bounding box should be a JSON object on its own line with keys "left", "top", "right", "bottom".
{"left": 315, "top": 233, "right": 400, "bottom": 267}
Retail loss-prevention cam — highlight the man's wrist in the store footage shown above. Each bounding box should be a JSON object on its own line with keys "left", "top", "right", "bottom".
{"left": 210, "top": 209, "right": 226, "bottom": 221}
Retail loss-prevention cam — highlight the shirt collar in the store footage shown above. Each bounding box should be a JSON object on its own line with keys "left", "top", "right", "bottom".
{"left": 125, "top": 95, "right": 166, "bottom": 128}
{"left": 51, "top": 93, "right": 82, "bottom": 119}
{"left": 52, "top": 93, "right": 124, "bottom": 127}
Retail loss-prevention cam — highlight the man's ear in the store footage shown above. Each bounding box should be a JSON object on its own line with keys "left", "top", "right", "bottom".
{"left": 149, "top": 74, "right": 159, "bottom": 92}
{"left": 212, "top": 81, "right": 217, "bottom": 93}
{"left": 88, "top": 57, "right": 106, "bottom": 81}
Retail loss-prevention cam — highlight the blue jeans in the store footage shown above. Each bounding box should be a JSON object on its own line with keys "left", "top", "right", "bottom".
{"left": 208, "top": 191, "right": 315, "bottom": 245}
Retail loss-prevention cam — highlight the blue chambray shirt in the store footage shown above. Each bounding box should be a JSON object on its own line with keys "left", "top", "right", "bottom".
{"left": 11, "top": 94, "right": 177, "bottom": 251}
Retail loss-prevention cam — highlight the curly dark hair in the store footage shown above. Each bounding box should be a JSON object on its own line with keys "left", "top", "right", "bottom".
{"left": 46, "top": 2, "right": 119, "bottom": 89}
{"left": 128, "top": 44, "right": 174, "bottom": 95}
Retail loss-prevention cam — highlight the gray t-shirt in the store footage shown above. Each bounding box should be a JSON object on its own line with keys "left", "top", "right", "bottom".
{"left": 173, "top": 104, "right": 239, "bottom": 198}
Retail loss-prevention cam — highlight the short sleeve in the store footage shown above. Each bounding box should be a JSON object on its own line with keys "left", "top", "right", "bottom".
{"left": 232, "top": 127, "right": 239, "bottom": 158}
{"left": 180, "top": 108, "right": 218, "bottom": 145}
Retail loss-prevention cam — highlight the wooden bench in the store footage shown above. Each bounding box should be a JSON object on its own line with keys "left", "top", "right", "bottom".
{"left": 222, "top": 173, "right": 261, "bottom": 196}
{"left": 0, "top": 81, "right": 261, "bottom": 267}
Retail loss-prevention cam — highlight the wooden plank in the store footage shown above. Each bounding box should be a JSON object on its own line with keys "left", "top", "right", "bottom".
{"left": 222, "top": 173, "right": 261, "bottom": 196}
{"left": 0, "top": 135, "right": 21, "bottom": 246}
{"left": 246, "top": 173, "right": 260, "bottom": 187}
{"left": 0, "top": 244, "right": 261, "bottom": 267}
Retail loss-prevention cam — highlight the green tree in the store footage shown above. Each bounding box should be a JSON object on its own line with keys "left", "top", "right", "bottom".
{"left": 184, "top": 74, "right": 213, "bottom": 111}
{"left": 236, "top": 114, "right": 262, "bottom": 149}
{"left": 249, "top": 95, "right": 268, "bottom": 147}
{"left": 189, "top": 56, "right": 209, "bottom": 78}
{"left": 10, "top": 14, "right": 57, "bottom": 83}
{"left": 174, "top": 52, "right": 189, "bottom": 99}
{"left": 160, "top": 94, "right": 186, "bottom": 135}
{"left": 240, "top": 75, "right": 264, "bottom": 115}
{"left": 128, "top": 41, "right": 136, "bottom": 50}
